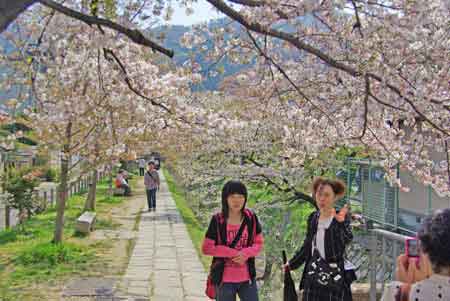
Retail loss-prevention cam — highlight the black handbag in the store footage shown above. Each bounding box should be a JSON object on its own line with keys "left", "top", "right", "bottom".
{"left": 304, "top": 219, "right": 344, "bottom": 292}
{"left": 282, "top": 250, "right": 298, "bottom": 301}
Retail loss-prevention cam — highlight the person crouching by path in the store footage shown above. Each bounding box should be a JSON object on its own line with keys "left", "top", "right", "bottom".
{"left": 284, "top": 177, "right": 354, "bottom": 301}
{"left": 202, "top": 180, "right": 264, "bottom": 301}
{"left": 116, "top": 170, "right": 131, "bottom": 196}
{"left": 144, "top": 161, "right": 160, "bottom": 212}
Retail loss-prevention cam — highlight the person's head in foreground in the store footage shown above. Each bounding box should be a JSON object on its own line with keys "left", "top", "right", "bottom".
{"left": 391, "top": 208, "right": 450, "bottom": 301}
{"left": 417, "top": 208, "right": 450, "bottom": 275}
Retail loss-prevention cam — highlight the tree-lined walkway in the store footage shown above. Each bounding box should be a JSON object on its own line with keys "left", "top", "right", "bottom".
{"left": 116, "top": 171, "right": 207, "bottom": 300}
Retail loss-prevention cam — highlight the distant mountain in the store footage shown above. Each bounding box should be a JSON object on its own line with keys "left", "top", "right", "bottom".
{"left": 1, "top": 15, "right": 315, "bottom": 102}
{"left": 152, "top": 18, "right": 251, "bottom": 90}
{"left": 151, "top": 15, "right": 316, "bottom": 90}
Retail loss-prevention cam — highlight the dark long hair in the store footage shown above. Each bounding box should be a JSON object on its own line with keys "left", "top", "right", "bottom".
{"left": 221, "top": 180, "right": 248, "bottom": 218}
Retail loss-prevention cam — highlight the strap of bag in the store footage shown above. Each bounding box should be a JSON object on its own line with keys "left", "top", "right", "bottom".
{"left": 215, "top": 214, "right": 246, "bottom": 249}
{"left": 229, "top": 218, "right": 246, "bottom": 248}
{"left": 147, "top": 171, "right": 154, "bottom": 181}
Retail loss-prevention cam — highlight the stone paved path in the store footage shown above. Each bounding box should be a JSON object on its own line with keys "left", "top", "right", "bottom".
{"left": 116, "top": 171, "right": 207, "bottom": 300}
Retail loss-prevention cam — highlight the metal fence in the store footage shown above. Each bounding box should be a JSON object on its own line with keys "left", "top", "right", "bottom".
{"left": 340, "top": 158, "right": 450, "bottom": 234}
{"left": 368, "top": 229, "right": 411, "bottom": 301}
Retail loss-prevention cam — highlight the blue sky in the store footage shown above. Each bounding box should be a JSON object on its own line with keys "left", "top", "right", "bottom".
{"left": 169, "top": 1, "right": 221, "bottom": 26}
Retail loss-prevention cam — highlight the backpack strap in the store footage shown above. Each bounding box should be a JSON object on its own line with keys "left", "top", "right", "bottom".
{"left": 215, "top": 212, "right": 248, "bottom": 247}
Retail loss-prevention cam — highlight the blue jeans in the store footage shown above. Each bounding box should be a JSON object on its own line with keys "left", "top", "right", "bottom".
{"left": 216, "top": 281, "right": 259, "bottom": 301}
{"left": 146, "top": 188, "right": 157, "bottom": 209}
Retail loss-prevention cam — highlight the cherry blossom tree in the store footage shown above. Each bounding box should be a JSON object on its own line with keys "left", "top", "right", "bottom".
{"left": 2, "top": 9, "right": 196, "bottom": 242}
{"left": 179, "top": 0, "right": 450, "bottom": 196}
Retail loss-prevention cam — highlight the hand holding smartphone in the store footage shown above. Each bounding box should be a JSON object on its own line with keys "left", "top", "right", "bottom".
{"left": 405, "top": 237, "right": 420, "bottom": 267}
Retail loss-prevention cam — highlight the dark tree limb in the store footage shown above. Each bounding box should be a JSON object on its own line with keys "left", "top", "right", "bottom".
{"left": 246, "top": 30, "right": 336, "bottom": 126}
{"left": 243, "top": 155, "right": 316, "bottom": 207}
{"left": 350, "top": 0, "right": 364, "bottom": 37}
{"left": 0, "top": 0, "right": 37, "bottom": 32}
{"left": 38, "top": 0, "right": 173, "bottom": 57}
{"left": 102, "top": 48, "right": 172, "bottom": 113}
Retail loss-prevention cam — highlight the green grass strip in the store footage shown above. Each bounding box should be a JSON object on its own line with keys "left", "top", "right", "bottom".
{"left": 162, "top": 168, "right": 210, "bottom": 269}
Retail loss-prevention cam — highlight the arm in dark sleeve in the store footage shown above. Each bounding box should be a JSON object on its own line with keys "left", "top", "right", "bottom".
{"left": 205, "top": 215, "right": 218, "bottom": 242}
{"left": 288, "top": 211, "right": 315, "bottom": 270}
{"left": 336, "top": 212, "right": 353, "bottom": 246}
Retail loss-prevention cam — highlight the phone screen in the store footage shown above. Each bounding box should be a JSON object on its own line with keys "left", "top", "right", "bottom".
{"left": 407, "top": 239, "right": 419, "bottom": 257}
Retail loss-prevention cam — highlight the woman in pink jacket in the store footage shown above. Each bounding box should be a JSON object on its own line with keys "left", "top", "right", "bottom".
{"left": 202, "top": 180, "right": 264, "bottom": 301}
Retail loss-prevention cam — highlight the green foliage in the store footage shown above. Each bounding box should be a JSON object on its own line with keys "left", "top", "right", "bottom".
{"left": 16, "top": 136, "right": 37, "bottom": 146}
{"left": 163, "top": 168, "right": 211, "bottom": 268}
{"left": 0, "top": 230, "right": 17, "bottom": 245}
{"left": 2, "top": 167, "right": 42, "bottom": 217}
{"left": 33, "top": 154, "right": 49, "bottom": 166}
{"left": 104, "top": 0, "right": 117, "bottom": 18}
{"left": 1, "top": 122, "right": 32, "bottom": 133}
{"left": 40, "top": 166, "right": 58, "bottom": 182}
{"left": 0, "top": 172, "right": 132, "bottom": 299}
{"left": 14, "top": 242, "right": 92, "bottom": 267}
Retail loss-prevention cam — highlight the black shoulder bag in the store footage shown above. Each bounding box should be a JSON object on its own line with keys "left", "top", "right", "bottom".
{"left": 303, "top": 216, "right": 344, "bottom": 292}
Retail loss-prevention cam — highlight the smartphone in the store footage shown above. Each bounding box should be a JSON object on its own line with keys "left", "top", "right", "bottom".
{"left": 405, "top": 238, "right": 420, "bottom": 258}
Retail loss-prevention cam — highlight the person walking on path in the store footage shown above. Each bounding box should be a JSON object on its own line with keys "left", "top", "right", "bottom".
{"left": 144, "top": 161, "right": 160, "bottom": 211}
{"left": 202, "top": 180, "right": 264, "bottom": 301}
{"left": 138, "top": 158, "right": 146, "bottom": 176}
{"left": 284, "top": 177, "right": 355, "bottom": 301}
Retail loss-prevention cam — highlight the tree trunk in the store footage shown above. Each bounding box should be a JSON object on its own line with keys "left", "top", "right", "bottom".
{"left": 4, "top": 204, "right": 9, "bottom": 228}
{"left": 0, "top": 0, "right": 37, "bottom": 33}
{"left": 108, "top": 164, "right": 113, "bottom": 197}
{"left": 84, "top": 169, "right": 97, "bottom": 211}
{"left": 53, "top": 122, "right": 71, "bottom": 244}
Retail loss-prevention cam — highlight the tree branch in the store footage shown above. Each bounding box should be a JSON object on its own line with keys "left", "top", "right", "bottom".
{"left": 0, "top": 0, "right": 37, "bottom": 33}
{"left": 246, "top": 30, "right": 336, "bottom": 126}
{"left": 227, "top": 0, "right": 289, "bottom": 19}
{"left": 38, "top": 0, "right": 174, "bottom": 58}
{"left": 356, "top": 75, "right": 369, "bottom": 139}
{"left": 207, "top": 0, "right": 449, "bottom": 137}
{"left": 350, "top": 0, "right": 364, "bottom": 38}
{"left": 243, "top": 155, "right": 316, "bottom": 207}
{"left": 102, "top": 48, "right": 172, "bottom": 113}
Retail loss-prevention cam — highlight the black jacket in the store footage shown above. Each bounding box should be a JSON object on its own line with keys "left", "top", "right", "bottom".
{"left": 288, "top": 210, "right": 353, "bottom": 290}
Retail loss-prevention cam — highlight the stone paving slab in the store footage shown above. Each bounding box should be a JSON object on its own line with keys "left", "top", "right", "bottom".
{"left": 115, "top": 171, "right": 207, "bottom": 300}
{"left": 62, "top": 277, "right": 116, "bottom": 297}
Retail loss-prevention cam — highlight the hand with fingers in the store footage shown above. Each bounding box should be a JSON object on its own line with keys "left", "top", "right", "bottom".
{"left": 396, "top": 253, "right": 432, "bottom": 284}
{"left": 333, "top": 204, "right": 349, "bottom": 223}
{"left": 231, "top": 252, "right": 246, "bottom": 265}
